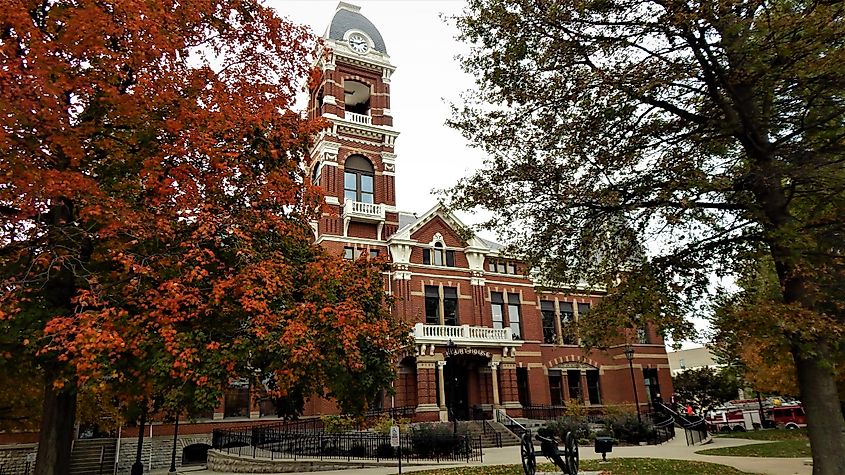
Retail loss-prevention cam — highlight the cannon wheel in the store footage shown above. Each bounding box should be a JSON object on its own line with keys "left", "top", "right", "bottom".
{"left": 564, "top": 431, "right": 579, "bottom": 475}
{"left": 520, "top": 432, "right": 536, "bottom": 475}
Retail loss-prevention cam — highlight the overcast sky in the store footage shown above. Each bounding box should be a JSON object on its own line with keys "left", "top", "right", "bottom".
{"left": 269, "top": 1, "right": 707, "bottom": 349}
{"left": 269, "top": 0, "right": 486, "bottom": 218}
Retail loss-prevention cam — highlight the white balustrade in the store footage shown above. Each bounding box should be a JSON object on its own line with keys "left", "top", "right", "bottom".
{"left": 345, "top": 111, "right": 372, "bottom": 125}
{"left": 343, "top": 200, "right": 385, "bottom": 222}
{"left": 412, "top": 323, "right": 515, "bottom": 346}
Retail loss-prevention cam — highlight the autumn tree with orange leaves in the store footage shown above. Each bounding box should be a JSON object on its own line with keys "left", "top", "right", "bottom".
{"left": 0, "top": 2, "right": 409, "bottom": 474}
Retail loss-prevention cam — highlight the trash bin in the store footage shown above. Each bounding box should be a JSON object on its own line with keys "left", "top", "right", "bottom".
{"left": 594, "top": 436, "right": 614, "bottom": 462}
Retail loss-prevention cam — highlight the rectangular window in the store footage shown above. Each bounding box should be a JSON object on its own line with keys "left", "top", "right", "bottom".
{"left": 224, "top": 381, "right": 250, "bottom": 418}
{"left": 643, "top": 368, "right": 660, "bottom": 403}
{"left": 587, "top": 370, "right": 601, "bottom": 404}
{"left": 577, "top": 302, "right": 591, "bottom": 316}
{"left": 443, "top": 287, "right": 458, "bottom": 326}
{"left": 507, "top": 263, "right": 516, "bottom": 274}
{"left": 487, "top": 261, "right": 496, "bottom": 272}
{"left": 497, "top": 262, "right": 506, "bottom": 273}
{"left": 424, "top": 286, "right": 440, "bottom": 324}
{"left": 422, "top": 249, "right": 431, "bottom": 265}
{"left": 360, "top": 174, "right": 374, "bottom": 203}
{"left": 567, "top": 370, "right": 582, "bottom": 401}
{"left": 445, "top": 250, "right": 455, "bottom": 267}
{"left": 343, "top": 247, "right": 354, "bottom": 260}
{"left": 344, "top": 172, "right": 357, "bottom": 201}
{"left": 369, "top": 249, "right": 379, "bottom": 258}
{"left": 549, "top": 373, "right": 564, "bottom": 406}
{"left": 507, "top": 293, "right": 521, "bottom": 339}
{"left": 559, "top": 302, "right": 576, "bottom": 345}
{"left": 491, "top": 292, "right": 504, "bottom": 329}
{"left": 433, "top": 246, "right": 444, "bottom": 266}
{"left": 540, "top": 300, "right": 556, "bottom": 344}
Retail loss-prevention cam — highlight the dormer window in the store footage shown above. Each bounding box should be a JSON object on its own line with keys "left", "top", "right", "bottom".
{"left": 433, "top": 242, "right": 444, "bottom": 265}
{"left": 487, "top": 259, "right": 519, "bottom": 274}
{"left": 423, "top": 241, "right": 455, "bottom": 267}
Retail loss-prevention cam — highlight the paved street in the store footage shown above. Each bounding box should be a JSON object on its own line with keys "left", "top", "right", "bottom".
{"left": 169, "top": 435, "right": 811, "bottom": 475}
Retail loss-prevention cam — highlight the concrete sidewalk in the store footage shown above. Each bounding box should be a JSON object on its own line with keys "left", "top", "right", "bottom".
{"left": 187, "top": 435, "right": 811, "bottom": 475}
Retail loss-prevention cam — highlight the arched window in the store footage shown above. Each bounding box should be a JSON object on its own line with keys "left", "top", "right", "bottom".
{"left": 344, "top": 155, "right": 374, "bottom": 203}
{"left": 433, "top": 242, "right": 444, "bottom": 266}
{"left": 311, "top": 161, "right": 322, "bottom": 186}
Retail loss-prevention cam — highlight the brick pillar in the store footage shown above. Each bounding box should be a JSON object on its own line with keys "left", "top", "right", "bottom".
{"left": 580, "top": 370, "right": 590, "bottom": 405}
{"left": 471, "top": 280, "right": 486, "bottom": 326}
{"left": 249, "top": 384, "right": 260, "bottom": 419}
{"left": 213, "top": 395, "right": 225, "bottom": 420}
{"left": 501, "top": 363, "right": 520, "bottom": 408}
{"left": 415, "top": 361, "right": 439, "bottom": 420}
{"left": 528, "top": 367, "right": 551, "bottom": 406}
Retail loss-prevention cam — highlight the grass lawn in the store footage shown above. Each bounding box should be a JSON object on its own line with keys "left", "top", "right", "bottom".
{"left": 697, "top": 439, "right": 811, "bottom": 458}
{"left": 714, "top": 428, "right": 808, "bottom": 441}
{"left": 411, "top": 459, "right": 763, "bottom": 474}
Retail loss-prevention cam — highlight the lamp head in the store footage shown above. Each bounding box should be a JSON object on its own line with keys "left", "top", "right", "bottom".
{"left": 623, "top": 344, "right": 635, "bottom": 361}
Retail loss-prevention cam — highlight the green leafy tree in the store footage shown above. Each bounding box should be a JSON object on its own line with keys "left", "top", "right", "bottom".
{"left": 448, "top": 1, "right": 845, "bottom": 472}
{"left": 673, "top": 366, "right": 741, "bottom": 414}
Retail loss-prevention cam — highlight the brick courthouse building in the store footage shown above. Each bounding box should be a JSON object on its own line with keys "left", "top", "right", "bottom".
{"left": 297, "top": 2, "right": 674, "bottom": 423}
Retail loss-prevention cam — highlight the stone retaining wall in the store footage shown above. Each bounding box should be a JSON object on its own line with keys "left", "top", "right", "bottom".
{"left": 115, "top": 435, "right": 211, "bottom": 474}
{"left": 0, "top": 443, "right": 37, "bottom": 474}
{"left": 207, "top": 450, "right": 380, "bottom": 473}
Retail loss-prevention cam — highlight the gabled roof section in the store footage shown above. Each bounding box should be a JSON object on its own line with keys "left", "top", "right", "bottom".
{"left": 389, "top": 202, "right": 490, "bottom": 251}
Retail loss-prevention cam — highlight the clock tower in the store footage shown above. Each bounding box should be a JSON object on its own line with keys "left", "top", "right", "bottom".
{"left": 308, "top": 2, "right": 399, "bottom": 253}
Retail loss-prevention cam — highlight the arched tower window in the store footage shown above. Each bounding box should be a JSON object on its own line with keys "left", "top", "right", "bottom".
{"left": 344, "top": 155, "right": 374, "bottom": 203}
{"left": 343, "top": 80, "right": 371, "bottom": 116}
{"left": 311, "top": 161, "right": 322, "bottom": 186}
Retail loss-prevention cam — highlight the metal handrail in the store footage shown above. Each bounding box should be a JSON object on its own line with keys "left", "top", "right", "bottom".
{"left": 495, "top": 410, "right": 527, "bottom": 436}
{"left": 481, "top": 419, "right": 503, "bottom": 448}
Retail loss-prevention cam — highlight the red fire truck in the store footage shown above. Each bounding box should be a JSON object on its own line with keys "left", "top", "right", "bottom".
{"left": 706, "top": 399, "right": 805, "bottom": 432}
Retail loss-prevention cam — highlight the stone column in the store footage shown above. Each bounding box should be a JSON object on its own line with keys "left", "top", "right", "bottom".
{"left": 490, "top": 362, "right": 501, "bottom": 407}
{"left": 249, "top": 384, "right": 260, "bottom": 419}
{"left": 437, "top": 361, "right": 447, "bottom": 410}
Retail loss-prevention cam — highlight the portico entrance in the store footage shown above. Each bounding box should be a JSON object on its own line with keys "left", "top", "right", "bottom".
{"left": 439, "top": 347, "right": 495, "bottom": 421}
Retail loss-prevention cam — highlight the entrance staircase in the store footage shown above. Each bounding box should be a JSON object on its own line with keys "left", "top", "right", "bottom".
{"left": 69, "top": 439, "right": 116, "bottom": 475}
{"left": 459, "top": 421, "right": 520, "bottom": 448}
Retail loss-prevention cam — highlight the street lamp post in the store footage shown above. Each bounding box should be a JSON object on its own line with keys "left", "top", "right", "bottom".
{"left": 168, "top": 413, "right": 179, "bottom": 474}
{"left": 623, "top": 344, "right": 643, "bottom": 426}
{"left": 130, "top": 407, "right": 146, "bottom": 475}
{"left": 446, "top": 339, "right": 457, "bottom": 435}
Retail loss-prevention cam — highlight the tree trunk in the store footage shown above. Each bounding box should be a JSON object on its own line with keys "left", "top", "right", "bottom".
{"left": 34, "top": 370, "right": 77, "bottom": 475}
{"left": 792, "top": 341, "right": 845, "bottom": 475}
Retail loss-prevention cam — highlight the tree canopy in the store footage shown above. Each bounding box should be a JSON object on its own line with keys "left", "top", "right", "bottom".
{"left": 448, "top": 1, "right": 845, "bottom": 472}
{"left": 0, "top": 1, "right": 408, "bottom": 473}
{"left": 672, "top": 366, "right": 741, "bottom": 414}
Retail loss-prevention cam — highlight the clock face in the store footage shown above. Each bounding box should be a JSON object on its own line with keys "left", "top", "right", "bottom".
{"left": 348, "top": 34, "right": 369, "bottom": 54}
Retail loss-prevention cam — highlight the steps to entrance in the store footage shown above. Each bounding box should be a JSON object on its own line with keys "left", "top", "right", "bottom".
{"left": 458, "top": 421, "right": 520, "bottom": 448}
{"left": 69, "top": 439, "right": 116, "bottom": 475}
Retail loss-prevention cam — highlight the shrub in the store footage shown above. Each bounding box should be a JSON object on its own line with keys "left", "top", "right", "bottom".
{"left": 544, "top": 416, "right": 590, "bottom": 441}
{"left": 410, "top": 423, "right": 461, "bottom": 457}
{"left": 604, "top": 412, "right": 655, "bottom": 444}
{"left": 377, "top": 443, "right": 396, "bottom": 458}
{"left": 321, "top": 415, "right": 355, "bottom": 434}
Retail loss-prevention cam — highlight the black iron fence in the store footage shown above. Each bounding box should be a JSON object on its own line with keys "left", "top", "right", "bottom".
{"left": 364, "top": 406, "right": 416, "bottom": 421}
{"left": 683, "top": 418, "right": 709, "bottom": 446}
{"left": 649, "top": 414, "right": 676, "bottom": 445}
{"left": 523, "top": 405, "right": 567, "bottom": 421}
{"left": 213, "top": 430, "right": 483, "bottom": 463}
{"left": 0, "top": 458, "right": 34, "bottom": 475}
